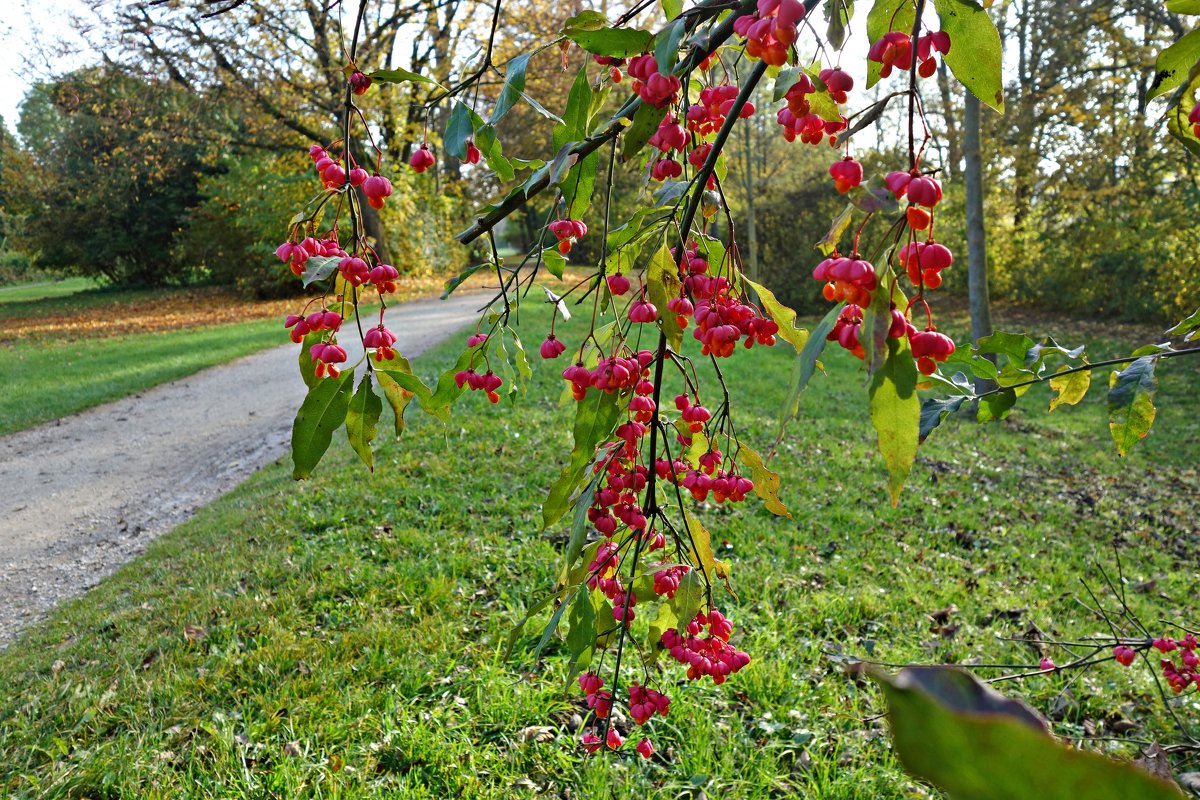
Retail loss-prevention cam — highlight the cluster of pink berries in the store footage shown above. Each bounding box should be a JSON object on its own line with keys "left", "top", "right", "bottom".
{"left": 363, "top": 325, "right": 398, "bottom": 361}
{"left": 308, "top": 341, "right": 349, "bottom": 379}
{"left": 561, "top": 351, "right": 654, "bottom": 401}
{"left": 687, "top": 84, "right": 753, "bottom": 138}
{"left": 453, "top": 333, "right": 504, "bottom": 402}
{"left": 812, "top": 253, "right": 877, "bottom": 308}
{"left": 1114, "top": 634, "right": 1199, "bottom": 693}
{"left": 338, "top": 255, "right": 400, "bottom": 293}
{"left": 284, "top": 310, "right": 342, "bottom": 344}
{"left": 275, "top": 236, "right": 346, "bottom": 277}
{"left": 549, "top": 218, "right": 588, "bottom": 255}
{"left": 661, "top": 609, "right": 751, "bottom": 683}
{"left": 886, "top": 171, "right": 944, "bottom": 231}
{"left": 898, "top": 240, "right": 953, "bottom": 289}
{"left": 652, "top": 565, "right": 690, "bottom": 598}
{"left": 778, "top": 72, "right": 850, "bottom": 145}
{"left": 868, "top": 30, "right": 951, "bottom": 79}
{"left": 829, "top": 157, "right": 863, "bottom": 194}
{"left": 648, "top": 114, "right": 688, "bottom": 181}
{"left": 735, "top": 0, "right": 807, "bottom": 67}
{"left": 627, "top": 54, "right": 682, "bottom": 108}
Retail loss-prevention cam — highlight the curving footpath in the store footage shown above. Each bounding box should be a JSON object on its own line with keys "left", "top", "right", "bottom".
{"left": 0, "top": 291, "right": 488, "bottom": 644}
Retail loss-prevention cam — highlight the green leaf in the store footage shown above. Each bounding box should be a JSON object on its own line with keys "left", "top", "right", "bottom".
{"left": 542, "top": 389, "right": 622, "bottom": 529}
{"left": 567, "top": 27, "right": 655, "bottom": 58}
{"left": 370, "top": 67, "right": 441, "bottom": 88}
{"left": 561, "top": 477, "right": 598, "bottom": 585}
{"left": 736, "top": 442, "right": 790, "bottom": 517}
{"left": 647, "top": 601, "right": 679, "bottom": 657}
{"left": 1166, "top": 307, "right": 1200, "bottom": 339}
{"left": 1108, "top": 356, "right": 1158, "bottom": 456}
{"left": 869, "top": 336, "right": 920, "bottom": 505}
{"left": 668, "top": 570, "right": 705, "bottom": 631}
{"left": 298, "top": 332, "right": 322, "bottom": 388}
{"left": 541, "top": 248, "right": 567, "bottom": 279}
{"left": 977, "top": 388, "right": 1016, "bottom": 422}
{"left": 1048, "top": 368, "right": 1090, "bottom": 412}
{"left": 442, "top": 261, "right": 491, "bottom": 299}
{"left": 563, "top": 150, "right": 599, "bottom": 220}
{"left": 291, "top": 371, "right": 354, "bottom": 480}
{"left": 661, "top": 0, "right": 684, "bottom": 21}
{"left": 555, "top": 67, "right": 594, "bottom": 150}
{"left": 1148, "top": 27, "right": 1200, "bottom": 101}
{"left": 565, "top": 586, "right": 596, "bottom": 680}
{"left": 1165, "top": 70, "right": 1200, "bottom": 157}
{"left": 977, "top": 330, "right": 1036, "bottom": 364}
{"left": 778, "top": 302, "right": 840, "bottom": 428}
{"left": 655, "top": 19, "right": 687, "bottom": 74}
{"left": 345, "top": 373, "right": 382, "bottom": 471}
{"left": 646, "top": 245, "right": 685, "bottom": 352}
{"left": 375, "top": 357, "right": 421, "bottom": 436}
{"left": 490, "top": 52, "right": 532, "bottom": 125}
{"left": 817, "top": 204, "right": 855, "bottom": 255}
{"left": 872, "top": 666, "right": 1187, "bottom": 800}
{"left": 919, "top": 396, "right": 966, "bottom": 443}
{"left": 300, "top": 255, "right": 340, "bottom": 288}
{"left": 562, "top": 10, "right": 608, "bottom": 31}
{"left": 866, "top": 0, "right": 915, "bottom": 89}
{"left": 444, "top": 101, "right": 473, "bottom": 160}
{"left": 622, "top": 102, "right": 669, "bottom": 160}
{"left": 825, "top": 0, "right": 855, "bottom": 49}
{"left": 532, "top": 590, "right": 572, "bottom": 660}
{"left": 933, "top": 0, "right": 1006, "bottom": 112}
{"left": 743, "top": 276, "right": 809, "bottom": 353}
{"left": 684, "top": 512, "right": 732, "bottom": 591}
{"left": 1167, "top": 0, "right": 1200, "bottom": 12}
{"left": 470, "top": 112, "right": 515, "bottom": 182}
{"left": 503, "top": 595, "right": 553, "bottom": 660}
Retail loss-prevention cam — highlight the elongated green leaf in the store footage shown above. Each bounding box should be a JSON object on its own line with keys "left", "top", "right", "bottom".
{"left": 977, "top": 388, "right": 1016, "bottom": 422}
{"left": 567, "top": 27, "right": 655, "bottom": 58}
{"left": 743, "top": 276, "right": 809, "bottom": 353}
{"left": 562, "top": 477, "right": 598, "bottom": 584}
{"left": 346, "top": 373, "right": 382, "bottom": 471}
{"left": 622, "top": 102, "right": 669, "bottom": 160}
{"left": 300, "top": 255, "right": 340, "bottom": 288}
{"left": 866, "top": 0, "right": 914, "bottom": 89}
{"left": 444, "top": 101, "right": 473, "bottom": 160}
{"left": 668, "top": 570, "right": 705, "bottom": 632}
{"left": 298, "top": 332, "right": 322, "bottom": 388}
{"left": 737, "top": 442, "right": 790, "bottom": 517}
{"left": 555, "top": 66, "right": 594, "bottom": 149}
{"left": 817, "top": 204, "right": 855, "bottom": 255}
{"left": 563, "top": 150, "right": 599, "bottom": 220}
{"left": 490, "top": 52, "right": 532, "bottom": 125}
{"left": 934, "top": 0, "right": 1005, "bottom": 111}
{"left": 919, "top": 395, "right": 966, "bottom": 443}
{"left": 1166, "top": 306, "right": 1200, "bottom": 339}
{"left": 646, "top": 245, "right": 685, "bottom": 351}
{"left": 504, "top": 595, "right": 553, "bottom": 660}
{"left": 1148, "top": 27, "right": 1200, "bottom": 101}
{"left": 869, "top": 336, "right": 920, "bottom": 505}
{"left": 1108, "top": 356, "right": 1158, "bottom": 456}
{"left": 825, "top": 0, "right": 854, "bottom": 49}
{"left": 542, "top": 389, "right": 622, "bottom": 529}
{"left": 565, "top": 585, "right": 596, "bottom": 680}
{"left": 1167, "top": 0, "right": 1200, "bottom": 12}
{"left": 873, "top": 666, "right": 1186, "bottom": 800}
{"left": 977, "top": 330, "right": 1036, "bottom": 365}
{"left": 533, "top": 590, "right": 573, "bottom": 659}
{"left": 684, "top": 512, "right": 732, "bottom": 591}
{"left": 375, "top": 357, "right": 420, "bottom": 436}
{"left": 291, "top": 371, "right": 354, "bottom": 479}
{"left": 655, "top": 19, "right": 686, "bottom": 74}
{"left": 562, "top": 10, "right": 608, "bottom": 30}
{"left": 1048, "top": 368, "right": 1090, "bottom": 411}
{"left": 1166, "top": 70, "right": 1200, "bottom": 156}
{"left": 371, "top": 67, "right": 441, "bottom": 87}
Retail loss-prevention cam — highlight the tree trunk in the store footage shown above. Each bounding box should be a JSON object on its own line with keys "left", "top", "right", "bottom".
{"left": 963, "top": 90, "right": 995, "bottom": 392}
{"left": 935, "top": 61, "right": 961, "bottom": 178}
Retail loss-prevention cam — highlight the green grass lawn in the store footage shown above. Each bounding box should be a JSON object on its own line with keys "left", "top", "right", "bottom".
{"left": 0, "top": 277, "right": 98, "bottom": 305}
{"left": 0, "top": 296, "right": 1197, "bottom": 798}
{"left": 0, "top": 318, "right": 287, "bottom": 435}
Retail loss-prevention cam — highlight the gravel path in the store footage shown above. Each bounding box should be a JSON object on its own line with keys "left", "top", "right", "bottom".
{"left": 0, "top": 291, "right": 487, "bottom": 644}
